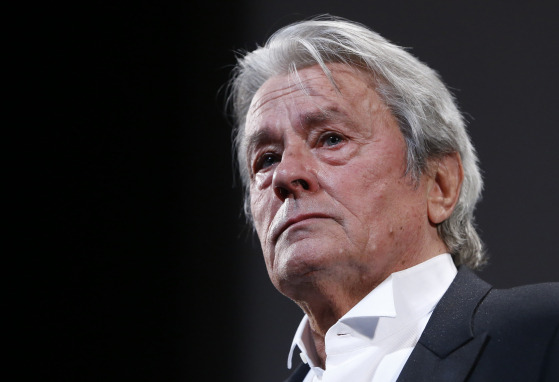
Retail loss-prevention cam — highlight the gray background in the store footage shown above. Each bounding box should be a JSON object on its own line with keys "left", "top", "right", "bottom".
{"left": 234, "top": 2, "right": 559, "bottom": 381}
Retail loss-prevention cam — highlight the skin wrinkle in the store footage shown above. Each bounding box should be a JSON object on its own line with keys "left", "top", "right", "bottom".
{"left": 246, "top": 67, "right": 374, "bottom": 159}
{"left": 245, "top": 63, "right": 457, "bottom": 367}
{"left": 248, "top": 70, "right": 325, "bottom": 119}
{"left": 248, "top": 110, "right": 363, "bottom": 178}
{"left": 353, "top": 102, "right": 409, "bottom": 255}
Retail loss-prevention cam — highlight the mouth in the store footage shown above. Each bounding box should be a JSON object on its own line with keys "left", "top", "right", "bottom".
{"left": 272, "top": 213, "right": 331, "bottom": 243}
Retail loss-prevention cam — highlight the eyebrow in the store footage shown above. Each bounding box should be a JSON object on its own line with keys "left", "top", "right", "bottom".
{"left": 300, "top": 107, "right": 350, "bottom": 128}
{"left": 246, "top": 129, "right": 278, "bottom": 157}
{"left": 244, "top": 106, "right": 354, "bottom": 156}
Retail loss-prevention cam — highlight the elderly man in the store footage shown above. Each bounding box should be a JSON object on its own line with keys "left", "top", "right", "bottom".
{"left": 227, "top": 16, "right": 558, "bottom": 382}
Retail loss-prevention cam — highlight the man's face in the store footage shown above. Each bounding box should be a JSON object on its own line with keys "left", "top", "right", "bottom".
{"left": 244, "top": 64, "right": 435, "bottom": 298}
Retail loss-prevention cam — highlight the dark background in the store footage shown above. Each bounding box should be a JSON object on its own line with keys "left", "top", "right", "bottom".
{"left": 25, "top": 1, "right": 557, "bottom": 381}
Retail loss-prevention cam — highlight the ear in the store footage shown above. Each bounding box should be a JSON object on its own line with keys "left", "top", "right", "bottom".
{"left": 427, "top": 152, "right": 464, "bottom": 225}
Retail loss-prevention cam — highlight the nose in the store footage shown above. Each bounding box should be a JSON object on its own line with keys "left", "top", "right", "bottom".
{"left": 272, "top": 146, "right": 319, "bottom": 201}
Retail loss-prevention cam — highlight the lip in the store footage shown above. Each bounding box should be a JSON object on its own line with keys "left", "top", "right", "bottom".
{"left": 272, "top": 213, "right": 331, "bottom": 243}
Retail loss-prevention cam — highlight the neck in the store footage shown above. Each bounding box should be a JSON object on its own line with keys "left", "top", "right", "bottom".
{"left": 289, "top": 272, "right": 387, "bottom": 369}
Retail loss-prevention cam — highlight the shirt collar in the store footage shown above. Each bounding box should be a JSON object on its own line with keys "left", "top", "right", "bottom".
{"left": 287, "top": 253, "right": 457, "bottom": 369}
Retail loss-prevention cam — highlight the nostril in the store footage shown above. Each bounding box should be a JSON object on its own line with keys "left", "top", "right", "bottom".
{"left": 275, "top": 186, "right": 289, "bottom": 200}
{"left": 274, "top": 179, "right": 311, "bottom": 200}
{"left": 292, "top": 179, "right": 309, "bottom": 190}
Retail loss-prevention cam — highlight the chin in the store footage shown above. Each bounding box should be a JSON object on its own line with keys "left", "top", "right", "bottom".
{"left": 271, "top": 241, "right": 336, "bottom": 286}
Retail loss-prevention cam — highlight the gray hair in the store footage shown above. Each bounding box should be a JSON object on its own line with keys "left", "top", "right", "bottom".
{"left": 227, "top": 15, "right": 486, "bottom": 269}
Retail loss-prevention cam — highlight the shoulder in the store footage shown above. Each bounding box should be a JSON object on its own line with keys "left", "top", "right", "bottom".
{"left": 446, "top": 267, "right": 558, "bottom": 346}
{"left": 472, "top": 279, "right": 559, "bottom": 350}
{"left": 476, "top": 281, "right": 559, "bottom": 325}
{"left": 464, "top": 279, "right": 559, "bottom": 380}
{"left": 451, "top": 267, "right": 559, "bottom": 325}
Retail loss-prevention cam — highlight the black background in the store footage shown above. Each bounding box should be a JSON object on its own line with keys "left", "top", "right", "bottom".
{"left": 24, "top": 2, "right": 557, "bottom": 381}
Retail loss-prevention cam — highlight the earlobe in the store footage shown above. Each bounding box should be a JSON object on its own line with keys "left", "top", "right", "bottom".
{"left": 427, "top": 152, "right": 464, "bottom": 225}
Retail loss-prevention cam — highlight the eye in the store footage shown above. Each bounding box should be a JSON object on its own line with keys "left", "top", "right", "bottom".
{"left": 321, "top": 133, "right": 344, "bottom": 147}
{"left": 254, "top": 153, "right": 280, "bottom": 172}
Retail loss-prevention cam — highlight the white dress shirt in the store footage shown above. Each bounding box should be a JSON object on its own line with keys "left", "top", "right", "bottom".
{"left": 287, "top": 254, "right": 457, "bottom": 382}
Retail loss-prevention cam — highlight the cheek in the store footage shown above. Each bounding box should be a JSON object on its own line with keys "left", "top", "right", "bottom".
{"left": 249, "top": 186, "right": 274, "bottom": 239}
{"left": 249, "top": 173, "right": 274, "bottom": 231}
{"left": 249, "top": 189, "right": 280, "bottom": 276}
{"left": 254, "top": 171, "right": 273, "bottom": 190}
{"left": 331, "top": 164, "right": 418, "bottom": 234}
{"left": 249, "top": 190, "right": 265, "bottom": 231}
{"left": 327, "top": 162, "right": 391, "bottom": 212}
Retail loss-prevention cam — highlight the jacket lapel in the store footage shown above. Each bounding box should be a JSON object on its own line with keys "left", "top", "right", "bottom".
{"left": 396, "top": 267, "right": 492, "bottom": 382}
{"left": 283, "top": 362, "right": 310, "bottom": 382}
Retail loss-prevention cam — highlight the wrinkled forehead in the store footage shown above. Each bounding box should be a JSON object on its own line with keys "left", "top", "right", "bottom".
{"left": 247, "top": 69, "right": 328, "bottom": 122}
{"left": 244, "top": 63, "right": 373, "bottom": 131}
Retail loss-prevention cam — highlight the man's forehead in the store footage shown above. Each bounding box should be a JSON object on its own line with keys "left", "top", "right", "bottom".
{"left": 246, "top": 64, "right": 372, "bottom": 123}
{"left": 247, "top": 68, "right": 334, "bottom": 118}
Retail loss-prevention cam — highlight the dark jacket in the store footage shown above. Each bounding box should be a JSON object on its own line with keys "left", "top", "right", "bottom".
{"left": 285, "top": 267, "right": 559, "bottom": 382}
